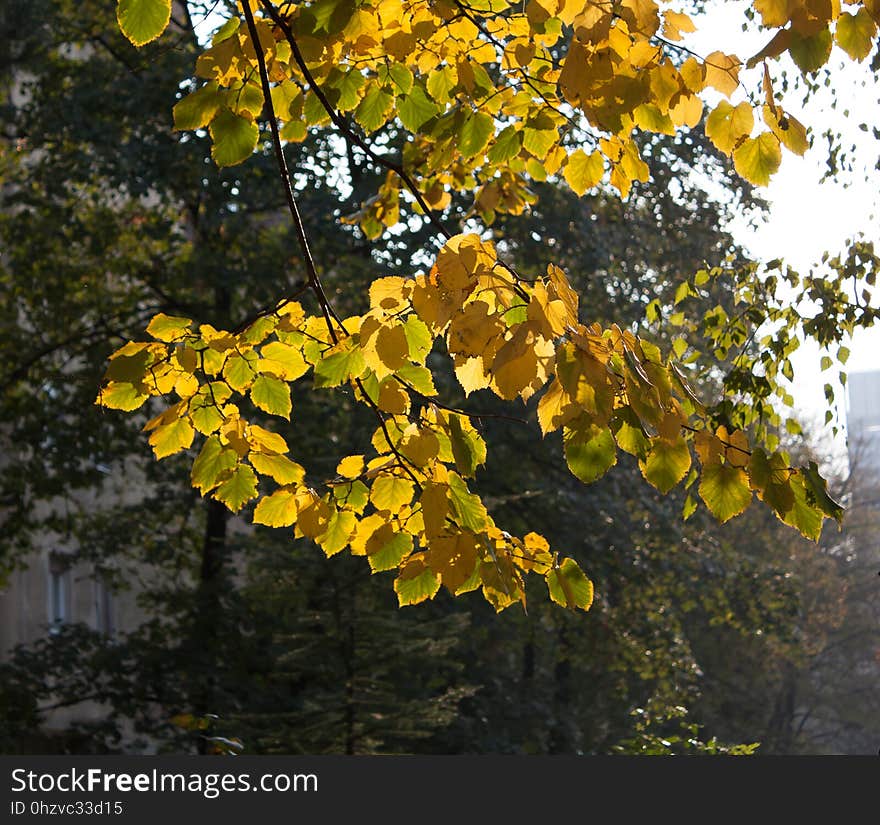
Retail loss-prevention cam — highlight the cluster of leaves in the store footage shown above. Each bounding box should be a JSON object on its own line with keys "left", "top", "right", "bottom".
{"left": 648, "top": 239, "right": 880, "bottom": 458}
{"left": 98, "top": 226, "right": 844, "bottom": 610}
{"left": 96, "top": 0, "right": 876, "bottom": 612}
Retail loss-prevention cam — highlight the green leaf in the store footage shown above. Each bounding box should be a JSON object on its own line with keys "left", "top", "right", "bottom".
{"left": 834, "top": 7, "right": 877, "bottom": 61}
{"left": 354, "top": 85, "right": 394, "bottom": 133}
{"left": 333, "top": 480, "right": 370, "bottom": 512}
{"left": 733, "top": 132, "right": 781, "bottom": 187}
{"left": 699, "top": 463, "right": 752, "bottom": 523}
{"left": 368, "top": 530, "right": 413, "bottom": 572}
{"left": 403, "top": 316, "right": 433, "bottom": 363}
{"left": 316, "top": 510, "right": 357, "bottom": 557}
{"left": 191, "top": 436, "right": 237, "bottom": 494}
{"left": 563, "top": 422, "right": 616, "bottom": 484}
{"left": 252, "top": 487, "right": 298, "bottom": 527}
{"left": 458, "top": 111, "right": 494, "bottom": 159}
{"left": 116, "top": 0, "right": 171, "bottom": 47}
{"left": 313, "top": 347, "right": 366, "bottom": 388}
{"left": 397, "top": 85, "right": 440, "bottom": 131}
{"left": 487, "top": 125, "right": 523, "bottom": 164}
{"left": 640, "top": 437, "right": 691, "bottom": 493}
{"left": 223, "top": 350, "right": 259, "bottom": 391}
{"left": 780, "top": 474, "right": 823, "bottom": 540}
{"left": 522, "top": 117, "right": 558, "bottom": 159}
{"left": 394, "top": 557, "right": 441, "bottom": 606}
{"left": 209, "top": 108, "right": 259, "bottom": 168}
{"left": 426, "top": 65, "right": 456, "bottom": 103}
{"left": 789, "top": 27, "right": 833, "bottom": 74}
{"left": 326, "top": 68, "right": 366, "bottom": 112}
{"left": 213, "top": 464, "right": 258, "bottom": 512}
{"left": 173, "top": 82, "right": 222, "bottom": 131}
{"left": 546, "top": 558, "right": 594, "bottom": 611}
{"left": 447, "top": 473, "right": 489, "bottom": 532}
{"left": 612, "top": 406, "right": 650, "bottom": 460}
{"left": 449, "top": 414, "right": 486, "bottom": 478}
{"left": 801, "top": 460, "right": 844, "bottom": 524}
{"left": 189, "top": 383, "right": 232, "bottom": 435}
{"left": 382, "top": 63, "right": 414, "bottom": 94}
{"left": 396, "top": 363, "right": 436, "bottom": 396}
{"left": 749, "top": 448, "right": 794, "bottom": 518}
{"left": 250, "top": 375, "right": 292, "bottom": 418}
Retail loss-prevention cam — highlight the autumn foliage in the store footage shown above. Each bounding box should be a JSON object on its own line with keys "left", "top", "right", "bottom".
{"left": 98, "top": 0, "right": 874, "bottom": 611}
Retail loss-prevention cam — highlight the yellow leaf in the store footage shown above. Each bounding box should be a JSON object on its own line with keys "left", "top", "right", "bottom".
{"left": 370, "top": 475, "right": 415, "bottom": 513}
{"left": 359, "top": 317, "right": 410, "bottom": 379}
{"left": 316, "top": 510, "right": 358, "bottom": 557}
{"left": 763, "top": 105, "right": 808, "bottom": 156}
{"left": 420, "top": 482, "right": 450, "bottom": 539}
{"left": 376, "top": 378, "right": 411, "bottom": 414}
{"left": 247, "top": 424, "right": 288, "bottom": 455}
{"left": 250, "top": 374, "right": 292, "bottom": 418}
{"left": 258, "top": 341, "right": 309, "bottom": 381}
{"left": 249, "top": 453, "right": 305, "bottom": 485}
{"left": 699, "top": 463, "right": 752, "bottom": 523}
{"left": 454, "top": 355, "right": 493, "bottom": 396}
{"left": 733, "top": 132, "right": 782, "bottom": 186}
{"left": 705, "top": 101, "right": 754, "bottom": 154}
{"left": 253, "top": 487, "right": 298, "bottom": 527}
{"left": 447, "top": 301, "right": 504, "bottom": 357}
{"left": 97, "top": 382, "right": 149, "bottom": 411}
{"left": 213, "top": 464, "right": 258, "bottom": 512}
{"left": 337, "top": 455, "right": 365, "bottom": 479}
{"left": 426, "top": 533, "right": 479, "bottom": 593}
{"left": 147, "top": 313, "right": 193, "bottom": 342}
{"left": 149, "top": 417, "right": 195, "bottom": 459}
{"left": 662, "top": 10, "right": 695, "bottom": 40}
{"left": 369, "top": 276, "right": 412, "bottom": 313}
{"left": 563, "top": 149, "right": 604, "bottom": 196}
{"left": 703, "top": 51, "right": 741, "bottom": 96}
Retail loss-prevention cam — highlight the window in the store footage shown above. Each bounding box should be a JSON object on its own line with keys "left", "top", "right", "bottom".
{"left": 95, "top": 574, "right": 115, "bottom": 637}
{"left": 48, "top": 554, "right": 71, "bottom": 630}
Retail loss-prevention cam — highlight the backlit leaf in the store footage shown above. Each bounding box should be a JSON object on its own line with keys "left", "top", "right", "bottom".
{"left": 564, "top": 422, "right": 616, "bottom": 484}
{"left": 117, "top": 0, "right": 170, "bottom": 47}
{"left": 191, "top": 436, "right": 237, "bottom": 494}
{"left": 563, "top": 149, "right": 604, "bottom": 196}
{"left": 253, "top": 487, "right": 298, "bottom": 527}
{"left": 147, "top": 313, "right": 192, "bottom": 342}
{"left": 546, "top": 558, "right": 594, "bottom": 611}
{"left": 458, "top": 111, "right": 494, "bottom": 159}
{"left": 640, "top": 437, "right": 691, "bottom": 493}
{"left": 209, "top": 108, "right": 259, "bottom": 168}
{"left": 149, "top": 417, "right": 194, "bottom": 459}
{"left": 699, "top": 463, "right": 752, "bottom": 523}
{"left": 213, "top": 464, "right": 258, "bottom": 512}
{"left": 733, "top": 132, "right": 781, "bottom": 187}
{"left": 250, "top": 375, "right": 292, "bottom": 418}
{"left": 394, "top": 555, "right": 441, "bottom": 606}
{"left": 836, "top": 9, "right": 877, "bottom": 61}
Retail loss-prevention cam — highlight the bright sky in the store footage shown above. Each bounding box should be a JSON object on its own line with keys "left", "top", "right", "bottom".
{"left": 686, "top": 1, "right": 880, "bottom": 456}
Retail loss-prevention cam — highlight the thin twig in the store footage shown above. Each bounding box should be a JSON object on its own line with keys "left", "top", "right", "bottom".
{"left": 241, "top": 1, "right": 343, "bottom": 344}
